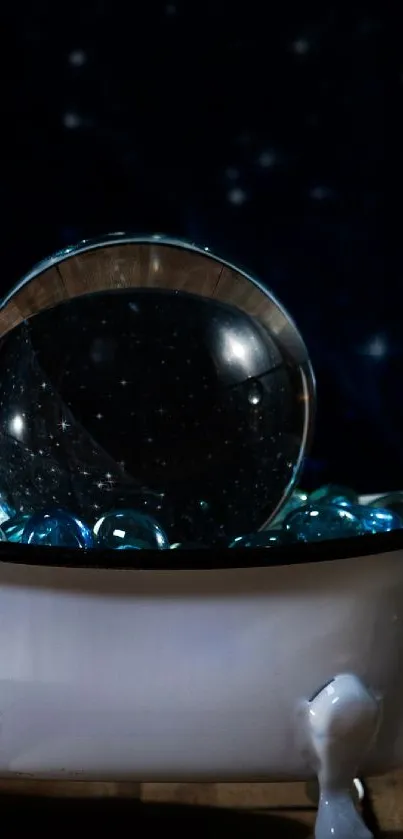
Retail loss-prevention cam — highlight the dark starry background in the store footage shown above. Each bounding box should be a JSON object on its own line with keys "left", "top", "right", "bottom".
{"left": 2, "top": 1, "right": 390, "bottom": 494}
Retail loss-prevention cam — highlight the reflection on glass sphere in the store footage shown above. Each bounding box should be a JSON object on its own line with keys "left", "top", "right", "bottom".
{"left": 0, "top": 236, "right": 315, "bottom": 547}
{"left": 353, "top": 505, "right": 403, "bottom": 533}
{"left": 284, "top": 504, "right": 365, "bottom": 542}
{"left": 369, "top": 492, "right": 403, "bottom": 519}
{"left": 21, "top": 508, "right": 94, "bottom": 548}
{"left": 2, "top": 513, "right": 31, "bottom": 542}
{"left": 229, "top": 529, "right": 291, "bottom": 548}
{"left": 93, "top": 509, "right": 170, "bottom": 550}
{"left": 309, "top": 484, "right": 358, "bottom": 508}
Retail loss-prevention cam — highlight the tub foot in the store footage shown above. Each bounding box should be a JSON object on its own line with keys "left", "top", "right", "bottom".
{"left": 306, "top": 673, "right": 380, "bottom": 839}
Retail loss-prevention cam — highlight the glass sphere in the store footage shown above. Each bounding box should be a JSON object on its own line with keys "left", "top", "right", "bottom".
{"left": 0, "top": 235, "right": 315, "bottom": 546}
{"left": 21, "top": 508, "right": 94, "bottom": 548}
{"left": 93, "top": 509, "right": 170, "bottom": 550}
{"left": 284, "top": 503, "right": 365, "bottom": 542}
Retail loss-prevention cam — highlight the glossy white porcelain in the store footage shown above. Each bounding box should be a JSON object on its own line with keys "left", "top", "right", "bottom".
{"left": 0, "top": 545, "right": 402, "bottom": 782}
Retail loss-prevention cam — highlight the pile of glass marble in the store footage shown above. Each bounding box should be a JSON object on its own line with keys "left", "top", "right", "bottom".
{"left": 0, "top": 485, "right": 402, "bottom": 551}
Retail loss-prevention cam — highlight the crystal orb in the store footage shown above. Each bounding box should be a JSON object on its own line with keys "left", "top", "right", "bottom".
{"left": 21, "top": 508, "right": 94, "bottom": 548}
{"left": 284, "top": 503, "right": 365, "bottom": 542}
{"left": 93, "top": 509, "right": 170, "bottom": 550}
{"left": 0, "top": 235, "right": 315, "bottom": 546}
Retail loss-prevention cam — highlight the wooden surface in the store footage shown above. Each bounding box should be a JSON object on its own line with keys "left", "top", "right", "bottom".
{"left": 0, "top": 773, "right": 401, "bottom": 835}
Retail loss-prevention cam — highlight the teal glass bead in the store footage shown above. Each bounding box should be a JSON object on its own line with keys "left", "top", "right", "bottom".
{"left": 368, "top": 492, "right": 403, "bottom": 519}
{"left": 0, "top": 492, "right": 14, "bottom": 527}
{"left": 114, "top": 541, "right": 149, "bottom": 550}
{"left": 93, "top": 509, "right": 170, "bottom": 550}
{"left": 21, "top": 509, "right": 94, "bottom": 548}
{"left": 2, "top": 514, "right": 31, "bottom": 543}
{"left": 229, "top": 529, "right": 291, "bottom": 548}
{"left": 170, "top": 542, "right": 208, "bottom": 549}
{"left": 309, "top": 484, "right": 359, "bottom": 507}
{"left": 269, "top": 489, "right": 309, "bottom": 526}
{"left": 284, "top": 504, "right": 365, "bottom": 542}
{"left": 350, "top": 504, "right": 403, "bottom": 533}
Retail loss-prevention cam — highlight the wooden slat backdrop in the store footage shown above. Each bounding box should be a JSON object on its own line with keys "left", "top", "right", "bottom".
{"left": 0, "top": 774, "right": 402, "bottom": 833}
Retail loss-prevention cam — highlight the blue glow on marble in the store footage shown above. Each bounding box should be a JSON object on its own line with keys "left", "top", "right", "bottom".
{"left": 284, "top": 504, "right": 365, "bottom": 542}
{"left": 351, "top": 505, "right": 403, "bottom": 533}
{"left": 309, "top": 484, "right": 358, "bottom": 507}
{"left": 0, "top": 493, "right": 15, "bottom": 527}
{"left": 229, "top": 529, "right": 291, "bottom": 548}
{"left": 170, "top": 542, "right": 208, "bottom": 549}
{"left": 114, "top": 541, "right": 148, "bottom": 550}
{"left": 21, "top": 508, "right": 94, "bottom": 548}
{"left": 369, "top": 492, "right": 403, "bottom": 518}
{"left": 2, "top": 513, "right": 31, "bottom": 543}
{"left": 270, "top": 489, "right": 308, "bottom": 526}
{"left": 93, "top": 509, "right": 170, "bottom": 550}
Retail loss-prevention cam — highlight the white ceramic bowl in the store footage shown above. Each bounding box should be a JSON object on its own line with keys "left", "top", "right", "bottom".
{"left": 0, "top": 524, "right": 402, "bottom": 784}
{"left": 0, "top": 237, "right": 399, "bottom": 837}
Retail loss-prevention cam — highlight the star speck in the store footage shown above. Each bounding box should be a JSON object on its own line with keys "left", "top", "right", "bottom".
{"left": 62, "top": 112, "right": 82, "bottom": 129}
{"left": 68, "top": 49, "right": 87, "bottom": 67}
{"left": 258, "top": 150, "right": 276, "bottom": 168}
{"left": 292, "top": 38, "right": 310, "bottom": 54}
{"left": 227, "top": 187, "right": 247, "bottom": 206}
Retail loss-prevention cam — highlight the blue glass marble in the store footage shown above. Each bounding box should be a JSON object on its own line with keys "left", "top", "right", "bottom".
{"left": 229, "top": 529, "right": 291, "bottom": 548}
{"left": 349, "top": 504, "right": 403, "bottom": 533}
{"left": 284, "top": 504, "right": 365, "bottom": 542}
{"left": 93, "top": 509, "right": 170, "bottom": 550}
{"left": 21, "top": 508, "right": 94, "bottom": 548}
{"left": 114, "top": 541, "right": 148, "bottom": 550}
{"left": 309, "top": 484, "right": 358, "bottom": 507}
{"left": 2, "top": 513, "right": 31, "bottom": 543}
{"left": 170, "top": 542, "right": 208, "bottom": 549}
{"left": 368, "top": 492, "right": 403, "bottom": 519}
{"left": 0, "top": 492, "right": 15, "bottom": 527}
{"left": 270, "top": 489, "right": 308, "bottom": 526}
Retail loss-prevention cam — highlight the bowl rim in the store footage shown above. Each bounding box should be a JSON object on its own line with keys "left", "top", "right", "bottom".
{"left": 0, "top": 529, "right": 402, "bottom": 571}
